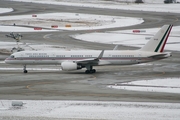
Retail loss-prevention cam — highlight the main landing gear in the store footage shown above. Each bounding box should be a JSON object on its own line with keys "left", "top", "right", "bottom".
{"left": 23, "top": 65, "right": 28, "bottom": 73}
{"left": 85, "top": 65, "right": 96, "bottom": 74}
{"left": 85, "top": 69, "right": 96, "bottom": 74}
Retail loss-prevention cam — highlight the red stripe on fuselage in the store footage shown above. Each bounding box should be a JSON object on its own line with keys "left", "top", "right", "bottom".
{"left": 160, "top": 25, "right": 173, "bottom": 52}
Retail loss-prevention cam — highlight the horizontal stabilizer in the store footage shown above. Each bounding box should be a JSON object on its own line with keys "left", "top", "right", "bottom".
{"left": 148, "top": 52, "right": 171, "bottom": 58}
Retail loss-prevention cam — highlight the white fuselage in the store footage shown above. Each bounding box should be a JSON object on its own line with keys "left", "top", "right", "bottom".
{"left": 5, "top": 50, "right": 163, "bottom": 66}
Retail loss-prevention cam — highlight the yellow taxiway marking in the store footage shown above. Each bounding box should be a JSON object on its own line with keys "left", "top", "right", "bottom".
{"left": 26, "top": 82, "right": 52, "bottom": 90}
{"left": 91, "top": 75, "right": 97, "bottom": 79}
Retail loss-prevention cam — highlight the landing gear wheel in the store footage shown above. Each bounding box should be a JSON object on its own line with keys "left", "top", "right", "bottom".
{"left": 23, "top": 65, "right": 28, "bottom": 73}
{"left": 89, "top": 70, "right": 93, "bottom": 73}
{"left": 92, "top": 69, "right": 96, "bottom": 73}
{"left": 85, "top": 69, "right": 96, "bottom": 74}
{"left": 85, "top": 70, "right": 90, "bottom": 74}
{"left": 24, "top": 70, "right": 28, "bottom": 73}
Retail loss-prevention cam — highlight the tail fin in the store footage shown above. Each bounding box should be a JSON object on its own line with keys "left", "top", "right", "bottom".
{"left": 140, "top": 25, "right": 173, "bottom": 52}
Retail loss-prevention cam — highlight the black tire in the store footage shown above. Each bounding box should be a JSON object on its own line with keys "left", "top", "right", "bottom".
{"left": 85, "top": 70, "right": 90, "bottom": 74}
{"left": 85, "top": 69, "right": 96, "bottom": 74}
{"left": 24, "top": 70, "right": 28, "bottom": 73}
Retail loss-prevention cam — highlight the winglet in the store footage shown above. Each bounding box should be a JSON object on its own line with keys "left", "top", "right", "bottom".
{"left": 97, "top": 50, "right": 104, "bottom": 59}
{"left": 113, "top": 45, "right": 119, "bottom": 50}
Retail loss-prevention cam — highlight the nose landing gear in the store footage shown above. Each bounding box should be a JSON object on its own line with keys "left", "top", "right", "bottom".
{"left": 23, "top": 65, "right": 28, "bottom": 73}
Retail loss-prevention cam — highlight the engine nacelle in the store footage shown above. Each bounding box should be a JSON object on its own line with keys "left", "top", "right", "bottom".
{"left": 61, "top": 61, "right": 82, "bottom": 71}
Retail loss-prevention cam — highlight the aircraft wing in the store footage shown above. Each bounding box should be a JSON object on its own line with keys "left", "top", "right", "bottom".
{"left": 75, "top": 50, "right": 104, "bottom": 65}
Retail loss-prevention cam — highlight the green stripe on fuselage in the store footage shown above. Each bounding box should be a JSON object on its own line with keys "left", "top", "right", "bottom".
{"left": 154, "top": 25, "right": 171, "bottom": 52}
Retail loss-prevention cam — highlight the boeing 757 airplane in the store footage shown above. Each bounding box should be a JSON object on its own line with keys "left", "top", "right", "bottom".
{"left": 5, "top": 25, "right": 173, "bottom": 73}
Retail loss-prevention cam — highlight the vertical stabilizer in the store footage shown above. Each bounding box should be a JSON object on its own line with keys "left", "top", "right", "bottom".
{"left": 140, "top": 25, "right": 173, "bottom": 52}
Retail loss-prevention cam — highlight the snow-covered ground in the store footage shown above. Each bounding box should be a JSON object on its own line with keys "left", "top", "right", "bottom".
{"left": 0, "top": 12, "right": 143, "bottom": 32}
{"left": 0, "top": 41, "right": 81, "bottom": 53}
{"left": 1, "top": 100, "right": 180, "bottom": 120}
{"left": 1, "top": 1, "right": 180, "bottom": 51}
{"left": 108, "top": 78, "right": 180, "bottom": 94}
{"left": 0, "top": 26, "right": 58, "bottom": 32}
{"left": 72, "top": 26, "right": 180, "bottom": 51}
{"left": 10, "top": 0, "right": 180, "bottom": 13}
{"left": 0, "top": 8, "right": 13, "bottom": 14}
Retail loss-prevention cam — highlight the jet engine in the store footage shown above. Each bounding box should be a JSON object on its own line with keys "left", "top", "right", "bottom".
{"left": 61, "top": 61, "right": 82, "bottom": 71}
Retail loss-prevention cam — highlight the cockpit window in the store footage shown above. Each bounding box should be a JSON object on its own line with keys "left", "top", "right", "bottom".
{"left": 10, "top": 55, "right": 15, "bottom": 58}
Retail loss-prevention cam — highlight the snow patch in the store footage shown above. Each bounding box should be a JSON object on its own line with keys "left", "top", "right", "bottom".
{"left": 0, "top": 8, "right": 13, "bottom": 14}
{"left": 108, "top": 78, "right": 180, "bottom": 93}
{"left": 0, "top": 100, "right": 180, "bottom": 120}
{"left": 10, "top": 0, "right": 180, "bottom": 13}
{"left": 72, "top": 26, "right": 180, "bottom": 51}
{"left": 0, "top": 12, "right": 143, "bottom": 32}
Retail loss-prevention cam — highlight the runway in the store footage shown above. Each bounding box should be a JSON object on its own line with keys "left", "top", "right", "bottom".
{"left": 0, "top": 0, "right": 180, "bottom": 103}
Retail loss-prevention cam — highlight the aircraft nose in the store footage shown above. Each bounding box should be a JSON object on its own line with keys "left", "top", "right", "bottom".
{"left": 4, "top": 58, "right": 10, "bottom": 64}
